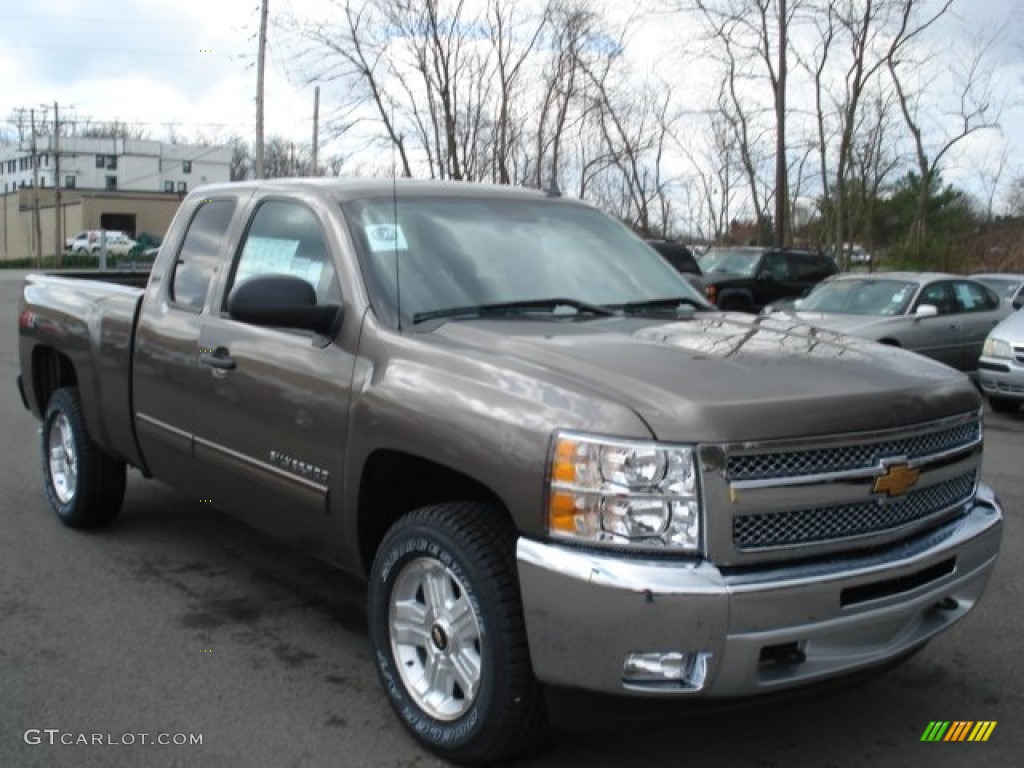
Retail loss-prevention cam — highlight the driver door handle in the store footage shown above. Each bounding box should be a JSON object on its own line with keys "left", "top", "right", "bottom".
{"left": 199, "top": 349, "right": 236, "bottom": 371}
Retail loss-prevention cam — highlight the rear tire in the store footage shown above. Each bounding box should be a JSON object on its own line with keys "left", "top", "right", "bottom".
{"left": 41, "top": 387, "right": 126, "bottom": 528}
{"left": 988, "top": 396, "right": 1019, "bottom": 414}
{"left": 368, "top": 502, "right": 547, "bottom": 765}
{"left": 720, "top": 297, "right": 750, "bottom": 313}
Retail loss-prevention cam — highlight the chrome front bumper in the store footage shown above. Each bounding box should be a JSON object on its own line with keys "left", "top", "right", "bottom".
{"left": 979, "top": 356, "right": 1024, "bottom": 401}
{"left": 516, "top": 484, "right": 1002, "bottom": 698}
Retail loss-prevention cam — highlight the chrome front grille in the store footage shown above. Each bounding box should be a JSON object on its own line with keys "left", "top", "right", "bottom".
{"left": 727, "top": 419, "right": 980, "bottom": 481}
{"left": 706, "top": 412, "right": 985, "bottom": 565}
{"left": 733, "top": 470, "right": 977, "bottom": 550}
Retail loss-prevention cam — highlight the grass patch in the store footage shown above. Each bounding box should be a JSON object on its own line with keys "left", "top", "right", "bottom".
{"left": 0, "top": 253, "right": 154, "bottom": 270}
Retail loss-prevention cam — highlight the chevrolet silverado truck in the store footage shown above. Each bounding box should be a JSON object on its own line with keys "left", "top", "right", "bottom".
{"left": 17, "top": 179, "right": 1003, "bottom": 764}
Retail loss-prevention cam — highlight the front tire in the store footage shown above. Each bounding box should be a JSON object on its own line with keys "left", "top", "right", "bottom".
{"left": 369, "top": 502, "right": 546, "bottom": 764}
{"left": 42, "top": 387, "right": 126, "bottom": 528}
{"left": 719, "top": 296, "right": 750, "bottom": 313}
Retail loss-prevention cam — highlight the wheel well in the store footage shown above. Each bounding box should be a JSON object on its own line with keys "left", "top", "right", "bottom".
{"left": 31, "top": 347, "right": 77, "bottom": 413}
{"left": 358, "top": 450, "right": 504, "bottom": 573}
{"left": 718, "top": 293, "right": 751, "bottom": 311}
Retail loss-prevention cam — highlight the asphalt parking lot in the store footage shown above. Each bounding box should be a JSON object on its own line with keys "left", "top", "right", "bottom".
{"left": 0, "top": 269, "right": 1020, "bottom": 767}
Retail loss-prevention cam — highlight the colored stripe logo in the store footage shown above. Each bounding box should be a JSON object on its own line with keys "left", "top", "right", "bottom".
{"left": 921, "top": 721, "right": 996, "bottom": 742}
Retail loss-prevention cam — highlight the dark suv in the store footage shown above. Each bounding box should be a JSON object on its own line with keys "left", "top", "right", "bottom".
{"left": 646, "top": 239, "right": 705, "bottom": 293}
{"left": 699, "top": 246, "right": 838, "bottom": 312}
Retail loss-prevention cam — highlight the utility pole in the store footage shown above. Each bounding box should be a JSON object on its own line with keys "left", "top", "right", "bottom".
{"left": 774, "top": 0, "right": 788, "bottom": 248}
{"left": 311, "top": 85, "right": 320, "bottom": 176}
{"left": 30, "top": 108, "right": 43, "bottom": 267}
{"left": 255, "top": 0, "right": 269, "bottom": 179}
{"left": 54, "top": 101, "right": 62, "bottom": 267}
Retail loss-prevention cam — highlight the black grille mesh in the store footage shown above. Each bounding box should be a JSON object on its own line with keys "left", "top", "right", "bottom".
{"left": 732, "top": 471, "right": 977, "bottom": 550}
{"left": 727, "top": 420, "right": 980, "bottom": 481}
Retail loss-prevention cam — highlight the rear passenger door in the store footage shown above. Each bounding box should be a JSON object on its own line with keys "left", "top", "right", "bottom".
{"left": 134, "top": 196, "right": 242, "bottom": 489}
{"left": 952, "top": 280, "right": 1004, "bottom": 371}
{"left": 190, "top": 196, "right": 354, "bottom": 556}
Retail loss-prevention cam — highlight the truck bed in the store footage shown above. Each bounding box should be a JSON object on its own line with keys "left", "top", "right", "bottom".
{"left": 19, "top": 271, "right": 149, "bottom": 469}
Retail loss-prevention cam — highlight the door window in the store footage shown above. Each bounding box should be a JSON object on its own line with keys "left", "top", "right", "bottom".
{"left": 762, "top": 252, "right": 790, "bottom": 281}
{"left": 227, "top": 200, "right": 341, "bottom": 307}
{"left": 915, "top": 282, "right": 958, "bottom": 315}
{"left": 953, "top": 281, "right": 999, "bottom": 312}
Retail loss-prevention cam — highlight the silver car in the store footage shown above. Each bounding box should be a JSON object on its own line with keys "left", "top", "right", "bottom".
{"left": 979, "top": 310, "right": 1024, "bottom": 412}
{"left": 778, "top": 272, "right": 1011, "bottom": 373}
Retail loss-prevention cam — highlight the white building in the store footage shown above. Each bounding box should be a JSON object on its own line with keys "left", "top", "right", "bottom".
{"left": 0, "top": 137, "right": 231, "bottom": 195}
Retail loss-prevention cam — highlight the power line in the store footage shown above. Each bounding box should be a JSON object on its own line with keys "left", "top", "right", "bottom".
{"left": 0, "top": 13, "right": 196, "bottom": 26}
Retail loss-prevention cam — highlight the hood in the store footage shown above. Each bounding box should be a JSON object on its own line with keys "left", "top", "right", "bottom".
{"left": 787, "top": 311, "right": 900, "bottom": 336}
{"left": 420, "top": 312, "right": 979, "bottom": 444}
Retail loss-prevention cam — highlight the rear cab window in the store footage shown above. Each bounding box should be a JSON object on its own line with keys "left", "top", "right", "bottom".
{"left": 169, "top": 199, "right": 237, "bottom": 311}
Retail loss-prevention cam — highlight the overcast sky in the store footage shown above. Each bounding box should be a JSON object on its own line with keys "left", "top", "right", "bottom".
{"left": 1, "top": 0, "right": 1022, "bottom": 205}
{"left": 0, "top": 0, "right": 314, "bottom": 147}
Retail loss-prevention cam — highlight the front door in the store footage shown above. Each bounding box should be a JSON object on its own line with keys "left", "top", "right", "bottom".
{"left": 911, "top": 281, "right": 963, "bottom": 369}
{"left": 191, "top": 198, "right": 354, "bottom": 558}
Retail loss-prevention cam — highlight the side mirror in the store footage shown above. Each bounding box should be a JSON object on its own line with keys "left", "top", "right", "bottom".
{"left": 228, "top": 274, "right": 341, "bottom": 334}
{"left": 915, "top": 304, "right": 938, "bottom": 318}
{"left": 1013, "top": 299, "right": 1022, "bottom": 311}
{"left": 793, "top": 298, "right": 805, "bottom": 309}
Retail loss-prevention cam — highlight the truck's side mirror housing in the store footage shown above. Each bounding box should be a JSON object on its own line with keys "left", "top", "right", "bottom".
{"left": 228, "top": 274, "right": 341, "bottom": 335}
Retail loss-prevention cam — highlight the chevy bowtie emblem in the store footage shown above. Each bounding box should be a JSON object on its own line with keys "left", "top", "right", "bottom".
{"left": 873, "top": 463, "right": 920, "bottom": 497}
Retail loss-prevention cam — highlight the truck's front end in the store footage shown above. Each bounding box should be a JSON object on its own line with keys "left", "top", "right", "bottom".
{"left": 519, "top": 410, "right": 1001, "bottom": 698}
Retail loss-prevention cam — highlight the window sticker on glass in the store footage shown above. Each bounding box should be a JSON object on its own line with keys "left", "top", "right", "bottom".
{"left": 235, "top": 236, "right": 323, "bottom": 287}
{"left": 365, "top": 224, "right": 408, "bottom": 253}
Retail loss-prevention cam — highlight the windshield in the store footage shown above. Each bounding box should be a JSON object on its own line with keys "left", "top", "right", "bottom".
{"left": 975, "top": 277, "right": 1021, "bottom": 299}
{"left": 799, "top": 279, "right": 917, "bottom": 316}
{"left": 698, "top": 247, "right": 762, "bottom": 277}
{"left": 342, "top": 196, "right": 704, "bottom": 325}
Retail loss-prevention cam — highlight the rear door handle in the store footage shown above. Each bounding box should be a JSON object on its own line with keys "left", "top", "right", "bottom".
{"left": 199, "top": 350, "right": 236, "bottom": 371}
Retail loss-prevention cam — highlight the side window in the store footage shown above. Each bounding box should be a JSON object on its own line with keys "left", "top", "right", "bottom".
{"left": 762, "top": 252, "right": 790, "bottom": 281}
{"left": 170, "top": 199, "right": 236, "bottom": 310}
{"left": 227, "top": 200, "right": 340, "bottom": 307}
{"left": 916, "top": 282, "right": 957, "bottom": 315}
{"left": 790, "top": 253, "right": 820, "bottom": 280}
{"left": 954, "top": 281, "right": 999, "bottom": 312}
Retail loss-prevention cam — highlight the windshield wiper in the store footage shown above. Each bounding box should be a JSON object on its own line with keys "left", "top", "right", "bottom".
{"left": 412, "top": 297, "right": 616, "bottom": 325}
{"left": 612, "top": 297, "right": 708, "bottom": 315}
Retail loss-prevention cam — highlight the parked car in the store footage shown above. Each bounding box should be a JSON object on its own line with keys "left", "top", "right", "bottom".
{"left": 66, "top": 230, "right": 128, "bottom": 255}
{"left": 776, "top": 272, "right": 1011, "bottom": 373}
{"left": 972, "top": 273, "right": 1024, "bottom": 309}
{"left": 646, "top": 239, "right": 705, "bottom": 294}
{"left": 978, "top": 310, "right": 1024, "bottom": 412}
{"left": 102, "top": 234, "right": 141, "bottom": 257}
{"left": 697, "top": 246, "right": 838, "bottom": 312}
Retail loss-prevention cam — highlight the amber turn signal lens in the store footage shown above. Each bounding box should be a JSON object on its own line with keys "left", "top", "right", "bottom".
{"left": 548, "top": 491, "right": 577, "bottom": 533}
{"left": 552, "top": 438, "right": 578, "bottom": 484}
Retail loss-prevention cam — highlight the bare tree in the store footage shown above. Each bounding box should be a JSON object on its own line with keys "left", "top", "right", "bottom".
{"left": 1007, "top": 174, "right": 1024, "bottom": 218}
{"left": 486, "top": 0, "right": 549, "bottom": 184}
{"left": 227, "top": 136, "right": 252, "bottom": 181}
{"left": 886, "top": 1, "right": 1002, "bottom": 255}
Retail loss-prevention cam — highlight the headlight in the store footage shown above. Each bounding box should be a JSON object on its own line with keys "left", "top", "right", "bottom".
{"left": 983, "top": 337, "right": 1012, "bottom": 359}
{"left": 547, "top": 432, "right": 701, "bottom": 552}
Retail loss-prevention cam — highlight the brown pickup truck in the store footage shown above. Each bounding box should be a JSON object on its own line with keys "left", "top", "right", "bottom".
{"left": 17, "top": 179, "right": 1003, "bottom": 764}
